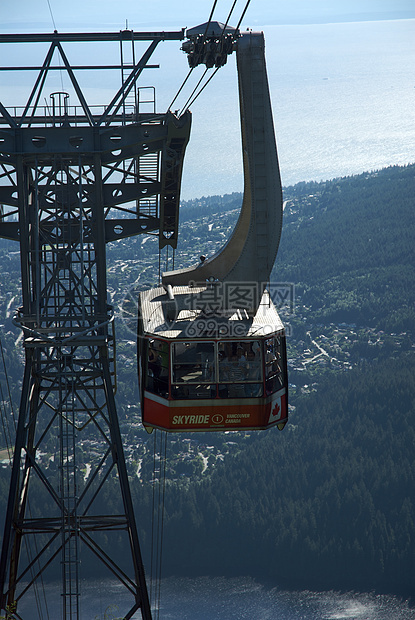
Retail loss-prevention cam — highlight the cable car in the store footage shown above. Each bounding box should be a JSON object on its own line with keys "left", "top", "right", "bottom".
{"left": 138, "top": 29, "right": 289, "bottom": 433}
{"left": 138, "top": 285, "right": 288, "bottom": 432}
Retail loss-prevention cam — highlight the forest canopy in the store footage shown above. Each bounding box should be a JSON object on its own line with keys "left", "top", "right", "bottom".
{"left": 0, "top": 164, "right": 414, "bottom": 597}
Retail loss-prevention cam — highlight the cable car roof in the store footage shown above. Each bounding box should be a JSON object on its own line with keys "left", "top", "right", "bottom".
{"left": 186, "top": 22, "right": 236, "bottom": 38}
{"left": 139, "top": 285, "right": 284, "bottom": 340}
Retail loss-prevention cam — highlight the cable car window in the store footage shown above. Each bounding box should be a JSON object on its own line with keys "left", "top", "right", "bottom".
{"left": 218, "top": 340, "right": 263, "bottom": 397}
{"left": 146, "top": 339, "right": 169, "bottom": 397}
{"left": 172, "top": 341, "right": 215, "bottom": 384}
{"left": 171, "top": 384, "right": 216, "bottom": 399}
{"left": 265, "top": 336, "right": 284, "bottom": 394}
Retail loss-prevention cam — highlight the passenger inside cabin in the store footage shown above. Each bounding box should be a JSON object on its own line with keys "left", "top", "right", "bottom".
{"left": 147, "top": 340, "right": 169, "bottom": 396}
{"left": 219, "top": 343, "right": 246, "bottom": 397}
{"left": 245, "top": 350, "right": 262, "bottom": 396}
{"left": 148, "top": 341, "right": 161, "bottom": 383}
{"left": 265, "top": 337, "right": 283, "bottom": 394}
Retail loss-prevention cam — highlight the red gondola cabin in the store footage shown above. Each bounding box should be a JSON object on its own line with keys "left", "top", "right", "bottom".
{"left": 138, "top": 285, "right": 288, "bottom": 432}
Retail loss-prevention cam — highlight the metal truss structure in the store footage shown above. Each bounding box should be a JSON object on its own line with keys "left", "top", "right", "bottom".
{"left": 0, "top": 30, "right": 191, "bottom": 619}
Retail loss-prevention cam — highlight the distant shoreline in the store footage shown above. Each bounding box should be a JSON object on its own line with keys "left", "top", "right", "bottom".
{"left": 256, "top": 13, "right": 415, "bottom": 27}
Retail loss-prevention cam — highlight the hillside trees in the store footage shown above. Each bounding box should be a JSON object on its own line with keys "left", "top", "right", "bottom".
{"left": 158, "top": 354, "right": 415, "bottom": 596}
{"left": 0, "top": 164, "right": 414, "bottom": 596}
{"left": 274, "top": 164, "right": 415, "bottom": 334}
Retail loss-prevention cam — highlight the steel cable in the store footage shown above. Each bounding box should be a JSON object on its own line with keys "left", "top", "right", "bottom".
{"left": 168, "top": 0, "right": 218, "bottom": 112}
{"left": 150, "top": 430, "right": 168, "bottom": 619}
{"left": 0, "top": 337, "right": 16, "bottom": 428}
{"left": 0, "top": 348, "right": 13, "bottom": 461}
{"left": 149, "top": 430, "right": 158, "bottom": 607}
{"left": 177, "top": 0, "right": 252, "bottom": 116}
{"left": 178, "top": 66, "right": 209, "bottom": 116}
{"left": 235, "top": 0, "right": 252, "bottom": 31}
{"left": 168, "top": 67, "right": 195, "bottom": 112}
{"left": 155, "top": 431, "right": 168, "bottom": 620}
{"left": 180, "top": 65, "right": 221, "bottom": 115}
{"left": 0, "top": 391, "right": 12, "bottom": 460}
{"left": 222, "top": 0, "right": 239, "bottom": 32}
{"left": 0, "top": 337, "right": 50, "bottom": 619}
{"left": 203, "top": 0, "right": 219, "bottom": 39}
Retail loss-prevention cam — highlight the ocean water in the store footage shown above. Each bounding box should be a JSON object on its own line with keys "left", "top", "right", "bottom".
{"left": 15, "top": 576, "right": 415, "bottom": 619}
{"left": 157, "top": 577, "right": 415, "bottom": 620}
{"left": 169, "top": 18, "right": 415, "bottom": 199}
{"left": 1, "top": 19, "right": 413, "bottom": 201}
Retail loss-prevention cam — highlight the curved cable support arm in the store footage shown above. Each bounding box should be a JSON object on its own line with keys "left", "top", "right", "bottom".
{"left": 162, "top": 32, "right": 283, "bottom": 314}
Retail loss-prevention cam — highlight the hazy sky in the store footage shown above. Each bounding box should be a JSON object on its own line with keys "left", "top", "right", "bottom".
{"left": 1, "top": 0, "right": 414, "bottom": 31}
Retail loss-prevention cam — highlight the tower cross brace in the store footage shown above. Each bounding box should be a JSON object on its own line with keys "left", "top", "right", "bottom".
{"left": 0, "top": 29, "right": 190, "bottom": 619}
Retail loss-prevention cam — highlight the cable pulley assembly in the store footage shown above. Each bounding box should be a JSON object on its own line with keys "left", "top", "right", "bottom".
{"left": 182, "top": 22, "right": 238, "bottom": 68}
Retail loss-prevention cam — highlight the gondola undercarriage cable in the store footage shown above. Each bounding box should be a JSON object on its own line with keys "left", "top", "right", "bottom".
{"left": 150, "top": 429, "right": 168, "bottom": 619}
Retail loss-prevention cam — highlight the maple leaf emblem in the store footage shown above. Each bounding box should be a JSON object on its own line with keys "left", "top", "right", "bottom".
{"left": 272, "top": 402, "right": 280, "bottom": 418}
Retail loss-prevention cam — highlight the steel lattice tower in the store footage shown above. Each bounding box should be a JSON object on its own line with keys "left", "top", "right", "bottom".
{"left": 0, "top": 30, "right": 190, "bottom": 619}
